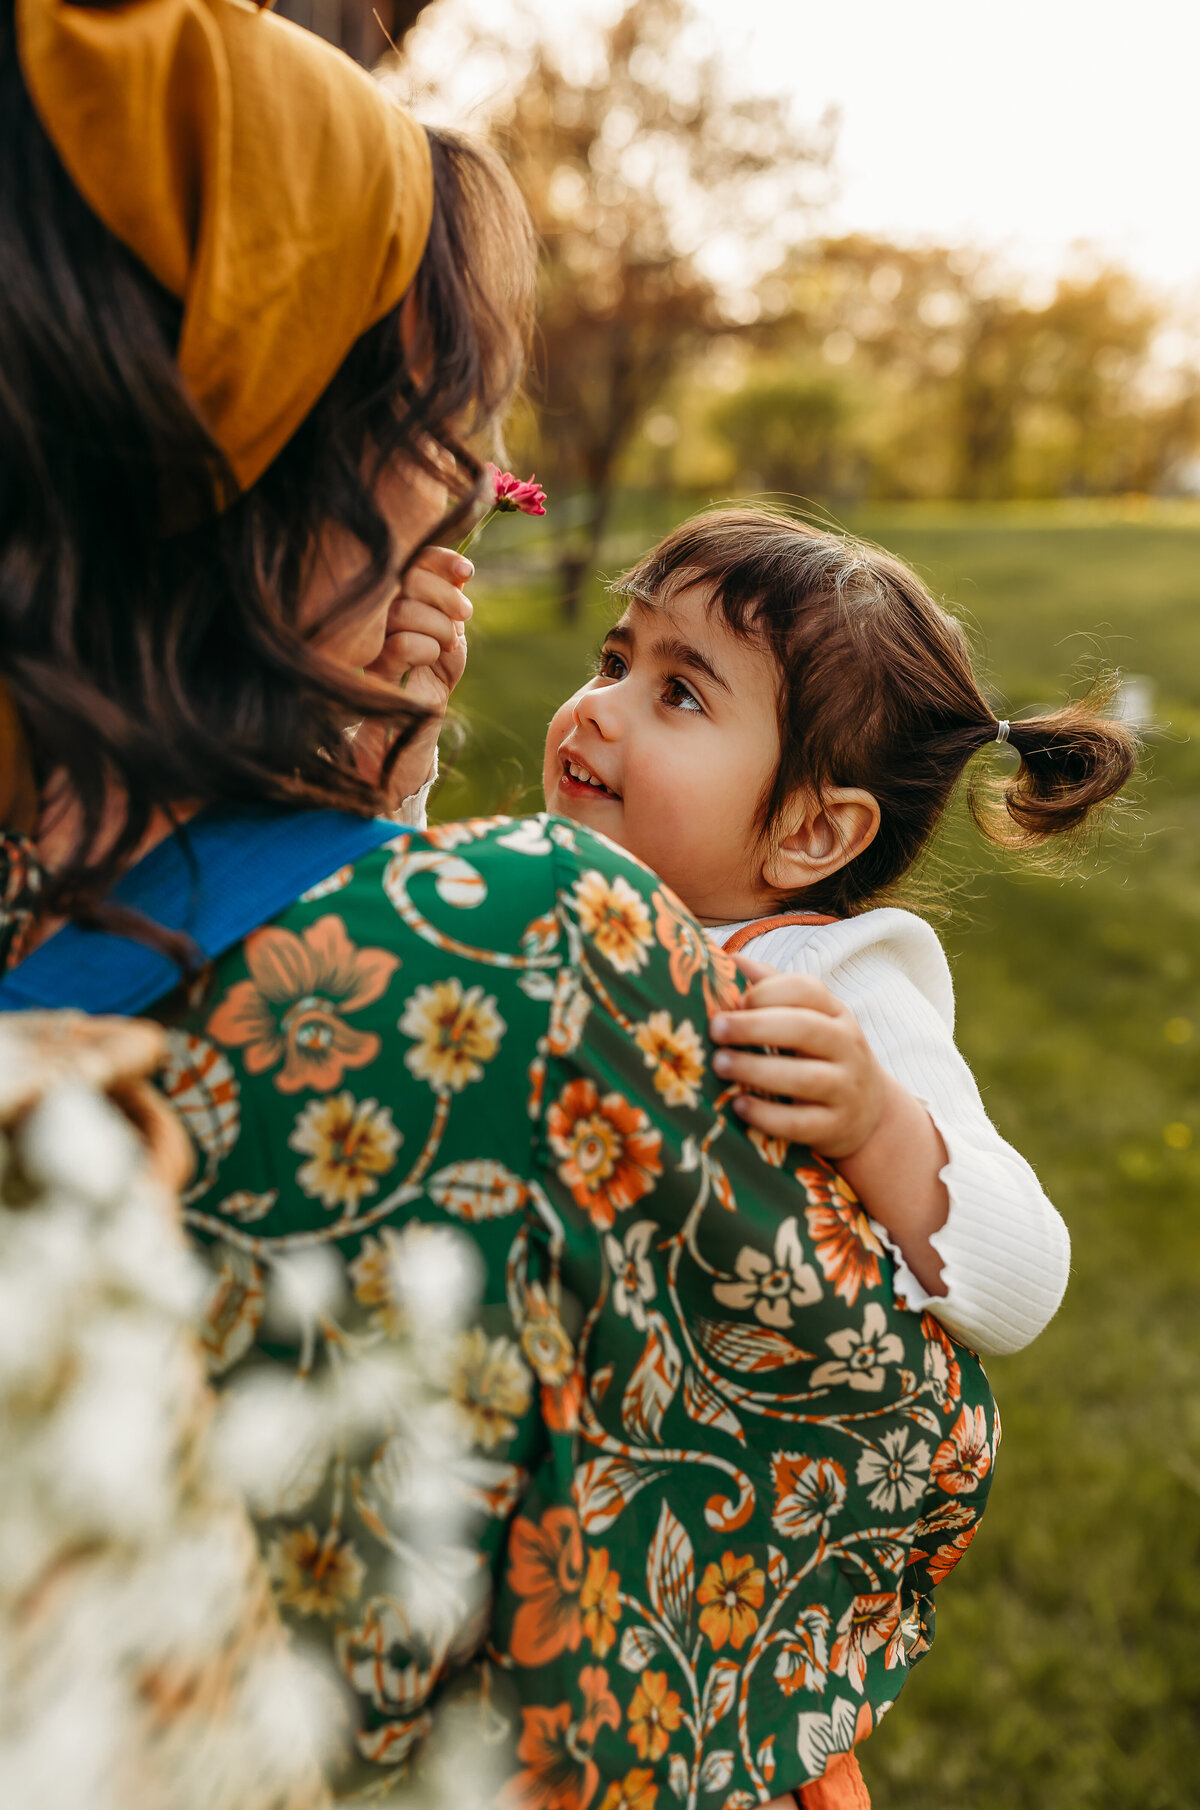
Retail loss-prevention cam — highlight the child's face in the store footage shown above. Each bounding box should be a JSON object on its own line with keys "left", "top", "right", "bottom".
{"left": 542, "top": 584, "right": 783, "bottom": 923}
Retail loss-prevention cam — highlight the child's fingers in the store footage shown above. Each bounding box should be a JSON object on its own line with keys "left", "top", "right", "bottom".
{"left": 730, "top": 1091, "right": 839, "bottom": 1146}
{"left": 732, "top": 953, "right": 776, "bottom": 985}
{"left": 709, "top": 1004, "right": 846, "bottom": 1058}
{"left": 738, "top": 972, "right": 842, "bottom": 1016}
{"left": 711, "top": 1047, "right": 839, "bottom": 1102}
{"left": 411, "top": 545, "right": 475, "bottom": 588}
{"left": 399, "top": 564, "right": 474, "bottom": 624}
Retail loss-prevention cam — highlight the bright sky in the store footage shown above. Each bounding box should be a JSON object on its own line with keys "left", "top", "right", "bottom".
{"left": 421, "top": 0, "right": 1200, "bottom": 301}
{"left": 716, "top": 0, "right": 1200, "bottom": 298}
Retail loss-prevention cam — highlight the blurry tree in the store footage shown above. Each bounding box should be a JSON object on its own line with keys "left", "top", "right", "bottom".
{"left": 483, "top": 0, "right": 831, "bottom": 618}
{"left": 275, "top": 0, "right": 435, "bottom": 66}
{"left": 762, "top": 237, "right": 1200, "bottom": 499}
{"left": 708, "top": 372, "right": 862, "bottom": 500}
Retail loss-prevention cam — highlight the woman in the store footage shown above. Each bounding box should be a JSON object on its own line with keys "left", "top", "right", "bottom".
{"left": 0, "top": 2, "right": 997, "bottom": 1805}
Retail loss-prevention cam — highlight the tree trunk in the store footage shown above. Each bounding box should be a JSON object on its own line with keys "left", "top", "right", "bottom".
{"left": 273, "top": 0, "right": 438, "bottom": 65}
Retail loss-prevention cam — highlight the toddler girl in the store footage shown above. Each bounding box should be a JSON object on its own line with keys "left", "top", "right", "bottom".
{"left": 536, "top": 507, "right": 1136, "bottom": 1354}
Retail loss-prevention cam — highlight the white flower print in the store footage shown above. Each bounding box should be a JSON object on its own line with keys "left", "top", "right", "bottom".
{"left": 855, "top": 1427, "right": 931, "bottom": 1514}
{"left": 604, "top": 1220, "right": 658, "bottom": 1330}
{"left": 810, "top": 1302, "right": 906, "bottom": 1394}
{"left": 712, "top": 1218, "right": 822, "bottom": 1328}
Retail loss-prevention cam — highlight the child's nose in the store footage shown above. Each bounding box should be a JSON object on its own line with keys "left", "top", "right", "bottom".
{"left": 575, "top": 684, "right": 622, "bottom": 739}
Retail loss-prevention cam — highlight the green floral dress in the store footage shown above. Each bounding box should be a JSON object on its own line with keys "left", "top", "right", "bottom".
{"left": 161, "top": 814, "right": 997, "bottom": 1809}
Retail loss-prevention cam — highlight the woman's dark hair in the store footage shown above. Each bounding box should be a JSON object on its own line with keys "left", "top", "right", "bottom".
{"left": 616, "top": 507, "right": 1139, "bottom": 917}
{"left": 0, "top": 0, "right": 535, "bottom": 921}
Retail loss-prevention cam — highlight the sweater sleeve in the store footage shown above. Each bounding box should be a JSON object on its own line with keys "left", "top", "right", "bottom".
{"left": 715, "top": 910, "right": 1071, "bottom": 1356}
{"left": 387, "top": 747, "right": 438, "bottom": 830}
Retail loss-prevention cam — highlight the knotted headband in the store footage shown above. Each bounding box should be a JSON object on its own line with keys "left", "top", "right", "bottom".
{"left": 15, "top": 0, "right": 434, "bottom": 490}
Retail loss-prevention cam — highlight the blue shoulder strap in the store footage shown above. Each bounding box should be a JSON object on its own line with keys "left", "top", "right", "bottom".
{"left": 0, "top": 807, "right": 403, "bottom": 1017}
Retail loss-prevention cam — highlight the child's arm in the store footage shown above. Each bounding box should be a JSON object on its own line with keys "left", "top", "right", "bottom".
{"left": 710, "top": 960, "right": 951, "bottom": 1297}
{"left": 709, "top": 940, "right": 1071, "bottom": 1355}
{"left": 350, "top": 545, "right": 472, "bottom": 821}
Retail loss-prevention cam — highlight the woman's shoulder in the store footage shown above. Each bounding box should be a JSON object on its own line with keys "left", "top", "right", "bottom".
{"left": 725, "top": 906, "right": 956, "bottom": 1028}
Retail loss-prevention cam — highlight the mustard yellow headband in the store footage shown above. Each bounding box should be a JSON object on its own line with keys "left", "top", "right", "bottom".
{"left": 15, "top": 0, "right": 434, "bottom": 491}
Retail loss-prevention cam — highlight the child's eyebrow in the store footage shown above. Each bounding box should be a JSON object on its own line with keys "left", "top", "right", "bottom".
{"left": 610, "top": 605, "right": 732, "bottom": 696}
{"left": 651, "top": 633, "right": 731, "bottom": 696}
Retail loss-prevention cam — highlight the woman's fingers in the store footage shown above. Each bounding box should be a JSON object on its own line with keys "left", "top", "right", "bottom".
{"left": 709, "top": 1004, "right": 846, "bottom": 1058}
{"left": 386, "top": 597, "right": 462, "bottom": 652}
{"left": 381, "top": 629, "right": 443, "bottom": 671}
{"left": 712, "top": 1047, "right": 841, "bottom": 1102}
{"left": 411, "top": 544, "right": 475, "bottom": 588}
{"left": 403, "top": 557, "right": 474, "bottom": 622}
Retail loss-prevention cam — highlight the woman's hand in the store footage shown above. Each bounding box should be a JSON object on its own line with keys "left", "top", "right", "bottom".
{"left": 353, "top": 545, "right": 473, "bottom": 809}
{"left": 709, "top": 962, "right": 887, "bottom": 1159}
{"left": 711, "top": 955, "right": 950, "bottom": 1296}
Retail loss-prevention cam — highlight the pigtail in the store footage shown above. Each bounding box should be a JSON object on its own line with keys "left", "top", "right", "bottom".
{"left": 971, "top": 678, "right": 1139, "bottom": 852}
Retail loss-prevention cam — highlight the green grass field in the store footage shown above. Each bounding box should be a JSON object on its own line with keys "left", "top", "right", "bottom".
{"left": 434, "top": 500, "right": 1200, "bottom": 1808}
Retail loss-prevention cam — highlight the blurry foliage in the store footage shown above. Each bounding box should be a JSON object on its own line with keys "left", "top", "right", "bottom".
{"left": 401, "top": 6, "right": 1200, "bottom": 597}
{"left": 466, "top": 0, "right": 831, "bottom": 616}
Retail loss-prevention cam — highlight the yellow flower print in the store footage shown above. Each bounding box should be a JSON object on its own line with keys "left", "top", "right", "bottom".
{"left": 267, "top": 1524, "right": 365, "bottom": 1618}
{"left": 580, "top": 1547, "right": 621, "bottom": 1658}
{"left": 289, "top": 1092, "right": 400, "bottom": 1213}
{"left": 348, "top": 1227, "right": 407, "bottom": 1334}
{"left": 399, "top": 978, "right": 505, "bottom": 1093}
{"left": 574, "top": 870, "right": 653, "bottom": 974}
{"left": 632, "top": 1011, "right": 705, "bottom": 1109}
{"left": 450, "top": 1327, "right": 533, "bottom": 1450}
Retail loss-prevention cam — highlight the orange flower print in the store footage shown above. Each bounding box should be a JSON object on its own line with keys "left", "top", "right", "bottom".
{"left": 924, "top": 1523, "right": 978, "bottom": 1585}
{"left": 703, "top": 937, "right": 741, "bottom": 1016}
{"left": 507, "top": 1505, "right": 584, "bottom": 1667}
{"left": 521, "top": 1281, "right": 577, "bottom": 1386}
{"left": 578, "top": 1664, "right": 621, "bottom": 1743}
{"left": 801, "top": 1171, "right": 884, "bottom": 1306}
{"left": 632, "top": 1011, "right": 705, "bottom": 1109}
{"left": 697, "top": 1550, "right": 765, "bottom": 1651}
{"left": 498, "top": 1703, "right": 598, "bottom": 1810}
{"left": 266, "top": 1524, "right": 365, "bottom": 1619}
{"left": 773, "top": 1604, "right": 831, "bottom": 1697}
{"left": 921, "top": 1312, "right": 963, "bottom": 1412}
{"left": 652, "top": 888, "right": 707, "bottom": 994}
{"left": 771, "top": 1454, "right": 848, "bottom": 1544}
{"left": 546, "top": 1079, "right": 663, "bottom": 1231}
{"left": 573, "top": 870, "right": 654, "bottom": 974}
{"left": 399, "top": 978, "right": 505, "bottom": 1093}
{"left": 206, "top": 914, "right": 398, "bottom": 1094}
{"left": 627, "top": 1670, "right": 683, "bottom": 1762}
{"left": 931, "top": 1405, "right": 992, "bottom": 1496}
{"left": 599, "top": 1770, "right": 658, "bottom": 1810}
{"left": 288, "top": 1091, "right": 400, "bottom": 1213}
{"left": 829, "top": 1591, "right": 903, "bottom": 1694}
{"left": 581, "top": 1549, "right": 621, "bottom": 1658}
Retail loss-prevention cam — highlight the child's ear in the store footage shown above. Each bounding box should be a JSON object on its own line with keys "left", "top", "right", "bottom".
{"left": 762, "top": 787, "right": 881, "bottom": 894}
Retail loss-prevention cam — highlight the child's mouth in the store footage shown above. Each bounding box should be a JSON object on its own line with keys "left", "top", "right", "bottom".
{"left": 560, "top": 754, "right": 621, "bottom": 802}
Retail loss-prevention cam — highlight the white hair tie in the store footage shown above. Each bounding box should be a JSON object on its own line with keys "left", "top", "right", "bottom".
{"left": 994, "top": 719, "right": 1011, "bottom": 745}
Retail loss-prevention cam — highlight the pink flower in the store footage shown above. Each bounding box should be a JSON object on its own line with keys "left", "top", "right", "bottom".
{"left": 488, "top": 465, "right": 548, "bottom": 516}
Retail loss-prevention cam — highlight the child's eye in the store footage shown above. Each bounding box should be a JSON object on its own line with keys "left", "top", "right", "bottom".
{"left": 595, "top": 648, "right": 627, "bottom": 680}
{"left": 662, "top": 677, "right": 703, "bottom": 714}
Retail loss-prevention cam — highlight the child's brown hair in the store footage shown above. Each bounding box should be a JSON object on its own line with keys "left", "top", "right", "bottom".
{"left": 615, "top": 507, "right": 1138, "bottom": 917}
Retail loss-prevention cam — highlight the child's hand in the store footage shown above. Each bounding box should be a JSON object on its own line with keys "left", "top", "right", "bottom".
{"left": 355, "top": 546, "right": 472, "bottom": 808}
{"left": 708, "top": 956, "right": 887, "bottom": 1160}
{"left": 714, "top": 954, "right": 952, "bottom": 1298}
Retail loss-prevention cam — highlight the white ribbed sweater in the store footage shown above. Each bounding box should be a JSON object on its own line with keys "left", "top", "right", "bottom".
{"left": 708, "top": 909, "right": 1070, "bottom": 1357}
